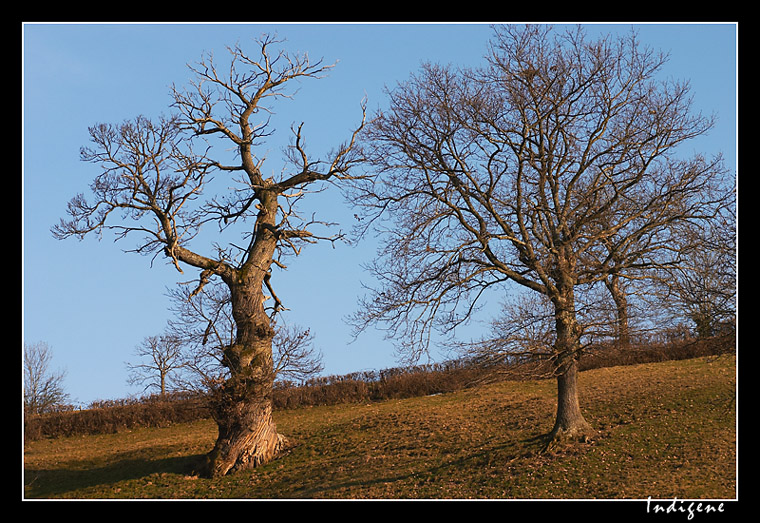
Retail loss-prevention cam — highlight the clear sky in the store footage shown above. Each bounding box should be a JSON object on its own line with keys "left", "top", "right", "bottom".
{"left": 22, "top": 22, "right": 737, "bottom": 406}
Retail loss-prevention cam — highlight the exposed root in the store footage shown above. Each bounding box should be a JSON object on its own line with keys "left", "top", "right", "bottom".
{"left": 203, "top": 428, "right": 291, "bottom": 478}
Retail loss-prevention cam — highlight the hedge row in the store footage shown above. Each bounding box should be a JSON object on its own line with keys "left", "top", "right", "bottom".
{"left": 24, "top": 334, "right": 734, "bottom": 442}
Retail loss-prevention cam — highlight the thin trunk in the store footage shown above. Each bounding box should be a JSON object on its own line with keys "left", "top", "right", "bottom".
{"left": 549, "top": 286, "right": 594, "bottom": 442}
{"left": 550, "top": 356, "right": 593, "bottom": 440}
{"left": 605, "top": 274, "right": 630, "bottom": 348}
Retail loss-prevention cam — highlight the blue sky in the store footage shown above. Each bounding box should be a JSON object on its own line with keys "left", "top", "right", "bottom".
{"left": 22, "top": 22, "right": 737, "bottom": 406}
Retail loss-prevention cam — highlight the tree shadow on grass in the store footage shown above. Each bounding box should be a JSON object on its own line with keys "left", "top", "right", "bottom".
{"left": 24, "top": 452, "right": 207, "bottom": 499}
{"left": 287, "top": 430, "right": 553, "bottom": 499}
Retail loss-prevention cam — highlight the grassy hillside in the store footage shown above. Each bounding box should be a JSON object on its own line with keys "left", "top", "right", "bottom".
{"left": 23, "top": 355, "right": 736, "bottom": 500}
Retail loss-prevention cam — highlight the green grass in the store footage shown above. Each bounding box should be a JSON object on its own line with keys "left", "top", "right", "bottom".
{"left": 23, "top": 355, "right": 736, "bottom": 499}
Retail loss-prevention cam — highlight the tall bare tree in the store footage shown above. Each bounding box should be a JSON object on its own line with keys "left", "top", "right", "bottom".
{"left": 349, "top": 25, "right": 731, "bottom": 443}
{"left": 53, "top": 36, "right": 365, "bottom": 476}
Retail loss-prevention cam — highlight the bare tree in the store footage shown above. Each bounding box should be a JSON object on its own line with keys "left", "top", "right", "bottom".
{"left": 349, "top": 25, "right": 731, "bottom": 444}
{"left": 272, "top": 323, "right": 324, "bottom": 383}
{"left": 125, "top": 334, "right": 188, "bottom": 396}
{"left": 52, "top": 35, "right": 365, "bottom": 477}
{"left": 649, "top": 201, "right": 737, "bottom": 339}
{"left": 165, "top": 282, "right": 235, "bottom": 392}
{"left": 23, "top": 341, "right": 70, "bottom": 414}
{"left": 165, "top": 281, "right": 323, "bottom": 389}
{"left": 459, "top": 285, "right": 621, "bottom": 374}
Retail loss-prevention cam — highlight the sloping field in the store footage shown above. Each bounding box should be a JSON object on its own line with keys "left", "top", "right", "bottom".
{"left": 23, "top": 355, "right": 736, "bottom": 500}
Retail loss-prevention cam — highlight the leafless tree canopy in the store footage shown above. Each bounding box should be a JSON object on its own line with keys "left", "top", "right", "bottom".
{"left": 348, "top": 25, "right": 732, "bottom": 440}
{"left": 648, "top": 202, "right": 737, "bottom": 338}
{"left": 52, "top": 35, "right": 365, "bottom": 476}
{"left": 125, "top": 334, "right": 188, "bottom": 396}
{"left": 349, "top": 25, "right": 731, "bottom": 362}
{"left": 24, "top": 341, "right": 70, "bottom": 414}
{"left": 53, "top": 36, "right": 365, "bottom": 296}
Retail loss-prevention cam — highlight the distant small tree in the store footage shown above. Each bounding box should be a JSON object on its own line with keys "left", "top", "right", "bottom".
{"left": 125, "top": 334, "right": 189, "bottom": 396}
{"left": 272, "top": 323, "right": 324, "bottom": 383}
{"left": 23, "top": 341, "right": 70, "bottom": 414}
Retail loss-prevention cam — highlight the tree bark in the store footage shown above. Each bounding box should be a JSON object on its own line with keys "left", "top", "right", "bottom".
{"left": 549, "top": 356, "right": 593, "bottom": 441}
{"left": 202, "top": 276, "right": 287, "bottom": 477}
{"left": 204, "top": 388, "right": 286, "bottom": 477}
{"left": 201, "top": 191, "right": 288, "bottom": 478}
{"left": 605, "top": 274, "right": 631, "bottom": 348}
{"left": 548, "top": 287, "right": 594, "bottom": 442}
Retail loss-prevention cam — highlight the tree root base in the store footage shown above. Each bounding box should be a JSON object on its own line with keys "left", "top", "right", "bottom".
{"left": 541, "top": 423, "right": 597, "bottom": 452}
{"left": 203, "top": 432, "right": 291, "bottom": 478}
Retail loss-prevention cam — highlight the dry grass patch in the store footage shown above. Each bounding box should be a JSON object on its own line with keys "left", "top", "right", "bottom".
{"left": 24, "top": 355, "right": 736, "bottom": 499}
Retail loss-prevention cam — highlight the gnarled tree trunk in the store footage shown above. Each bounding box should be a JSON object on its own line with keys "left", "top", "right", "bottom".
{"left": 202, "top": 274, "right": 288, "bottom": 477}
{"left": 204, "top": 386, "right": 286, "bottom": 477}
{"left": 202, "top": 190, "right": 289, "bottom": 478}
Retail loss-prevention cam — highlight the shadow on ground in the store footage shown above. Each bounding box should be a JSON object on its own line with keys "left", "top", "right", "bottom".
{"left": 24, "top": 453, "right": 206, "bottom": 498}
